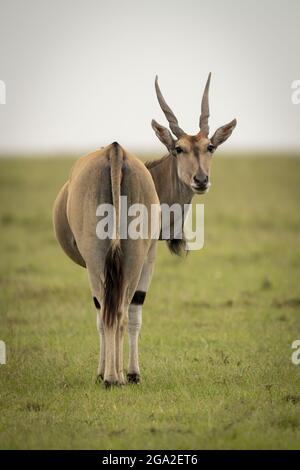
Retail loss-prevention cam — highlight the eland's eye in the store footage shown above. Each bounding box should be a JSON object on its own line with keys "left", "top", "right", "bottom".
{"left": 207, "top": 144, "right": 215, "bottom": 153}
{"left": 176, "top": 147, "right": 183, "bottom": 154}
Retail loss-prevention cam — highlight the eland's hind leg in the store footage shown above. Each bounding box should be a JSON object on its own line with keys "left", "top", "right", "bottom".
{"left": 103, "top": 323, "right": 119, "bottom": 386}
{"left": 115, "top": 311, "right": 128, "bottom": 385}
{"left": 94, "top": 297, "right": 119, "bottom": 386}
{"left": 87, "top": 268, "right": 107, "bottom": 382}
{"left": 96, "top": 305, "right": 105, "bottom": 381}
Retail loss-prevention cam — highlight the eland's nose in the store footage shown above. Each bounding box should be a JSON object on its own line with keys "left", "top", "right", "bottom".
{"left": 193, "top": 174, "right": 208, "bottom": 187}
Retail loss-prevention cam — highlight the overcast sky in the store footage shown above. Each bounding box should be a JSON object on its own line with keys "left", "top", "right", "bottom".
{"left": 0, "top": 0, "right": 299, "bottom": 154}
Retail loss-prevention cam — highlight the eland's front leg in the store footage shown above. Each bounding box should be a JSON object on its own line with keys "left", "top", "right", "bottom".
{"left": 127, "top": 243, "right": 157, "bottom": 384}
{"left": 128, "top": 302, "right": 143, "bottom": 383}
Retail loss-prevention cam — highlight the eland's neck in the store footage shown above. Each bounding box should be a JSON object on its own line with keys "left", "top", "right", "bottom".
{"left": 145, "top": 153, "right": 193, "bottom": 208}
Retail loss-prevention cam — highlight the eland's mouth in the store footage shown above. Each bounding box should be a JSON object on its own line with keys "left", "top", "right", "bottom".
{"left": 191, "top": 182, "right": 211, "bottom": 194}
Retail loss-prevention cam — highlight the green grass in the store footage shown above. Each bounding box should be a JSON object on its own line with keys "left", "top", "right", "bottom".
{"left": 0, "top": 154, "right": 300, "bottom": 449}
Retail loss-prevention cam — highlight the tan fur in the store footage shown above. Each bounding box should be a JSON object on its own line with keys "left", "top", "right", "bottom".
{"left": 53, "top": 143, "right": 160, "bottom": 386}
{"left": 150, "top": 75, "right": 237, "bottom": 251}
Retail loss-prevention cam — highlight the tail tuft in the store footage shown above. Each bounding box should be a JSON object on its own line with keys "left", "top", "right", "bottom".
{"left": 103, "top": 242, "right": 123, "bottom": 327}
{"left": 166, "top": 238, "right": 187, "bottom": 257}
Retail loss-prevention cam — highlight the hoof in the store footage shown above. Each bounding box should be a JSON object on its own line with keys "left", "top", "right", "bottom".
{"left": 127, "top": 373, "right": 140, "bottom": 384}
{"left": 103, "top": 380, "right": 119, "bottom": 389}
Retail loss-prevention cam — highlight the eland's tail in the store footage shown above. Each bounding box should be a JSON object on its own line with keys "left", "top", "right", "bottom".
{"left": 102, "top": 142, "right": 124, "bottom": 328}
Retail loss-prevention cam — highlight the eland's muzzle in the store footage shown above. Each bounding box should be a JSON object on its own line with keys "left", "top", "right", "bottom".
{"left": 191, "top": 174, "right": 209, "bottom": 193}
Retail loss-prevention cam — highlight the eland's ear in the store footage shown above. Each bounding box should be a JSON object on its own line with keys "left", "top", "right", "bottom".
{"left": 211, "top": 119, "right": 237, "bottom": 147}
{"left": 151, "top": 119, "right": 176, "bottom": 153}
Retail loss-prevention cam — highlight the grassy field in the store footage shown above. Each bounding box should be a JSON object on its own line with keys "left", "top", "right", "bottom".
{"left": 0, "top": 154, "right": 300, "bottom": 450}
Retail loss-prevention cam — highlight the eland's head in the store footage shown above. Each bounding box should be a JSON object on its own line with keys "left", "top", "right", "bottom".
{"left": 152, "top": 74, "right": 237, "bottom": 195}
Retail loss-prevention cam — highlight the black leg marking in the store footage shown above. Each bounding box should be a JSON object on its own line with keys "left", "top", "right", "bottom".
{"left": 127, "top": 373, "right": 140, "bottom": 384}
{"left": 131, "top": 291, "right": 146, "bottom": 305}
{"left": 93, "top": 296, "right": 101, "bottom": 309}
